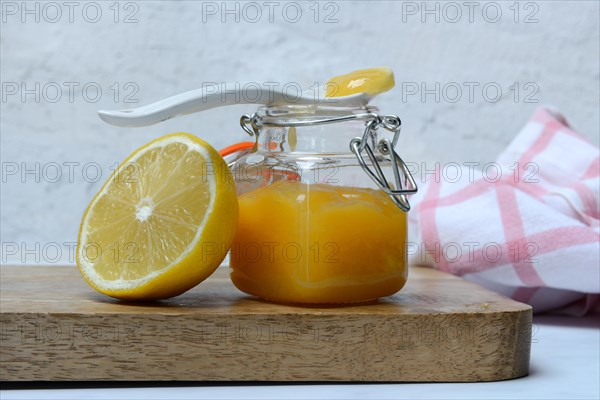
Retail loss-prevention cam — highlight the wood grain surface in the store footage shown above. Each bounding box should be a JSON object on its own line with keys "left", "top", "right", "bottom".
{"left": 0, "top": 265, "right": 531, "bottom": 382}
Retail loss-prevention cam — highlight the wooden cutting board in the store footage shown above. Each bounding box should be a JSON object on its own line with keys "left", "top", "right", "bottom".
{"left": 0, "top": 265, "right": 531, "bottom": 382}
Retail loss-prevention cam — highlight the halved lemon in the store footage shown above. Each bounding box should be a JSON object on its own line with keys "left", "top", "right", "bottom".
{"left": 325, "top": 67, "right": 395, "bottom": 97}
{"left": 76, "top": 133, "right": 238, "bottom": 300}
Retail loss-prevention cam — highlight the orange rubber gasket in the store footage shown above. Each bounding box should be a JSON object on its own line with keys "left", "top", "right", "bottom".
{"left": 219, "top": 142, "right": 255, "bottom": 157}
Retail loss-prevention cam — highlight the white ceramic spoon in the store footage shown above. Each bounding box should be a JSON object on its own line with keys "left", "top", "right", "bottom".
{"left": 97, "top": 83, "right": 372, "bottom": 127}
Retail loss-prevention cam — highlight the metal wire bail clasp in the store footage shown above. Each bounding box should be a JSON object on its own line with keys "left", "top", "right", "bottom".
{"left": 350, "top": 114, "right": 418, "bottom": 211}
{"left": 240, "top": 114, "right": 261, "bottom": 152}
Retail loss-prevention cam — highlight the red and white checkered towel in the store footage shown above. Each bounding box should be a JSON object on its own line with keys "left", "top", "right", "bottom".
{"left": 409, "top": 107, "right": 600, "bottom": 315}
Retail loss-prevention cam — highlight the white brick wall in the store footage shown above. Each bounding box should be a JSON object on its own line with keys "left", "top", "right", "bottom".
{"left": 1, "top": 1, "right": 599, "bottom": 263}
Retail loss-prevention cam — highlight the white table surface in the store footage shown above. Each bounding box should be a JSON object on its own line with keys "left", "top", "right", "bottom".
{"left": 2, "top": 315, "right": 598, "bottom": 400}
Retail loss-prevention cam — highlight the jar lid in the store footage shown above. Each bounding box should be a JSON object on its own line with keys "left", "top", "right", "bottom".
{"left": 239, "top": 107, "right": 418, "bottom": 211}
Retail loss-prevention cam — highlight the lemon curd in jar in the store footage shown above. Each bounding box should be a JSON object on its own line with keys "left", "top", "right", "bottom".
{"left": 229, "top": 180, "right": 408, "bottom": 303}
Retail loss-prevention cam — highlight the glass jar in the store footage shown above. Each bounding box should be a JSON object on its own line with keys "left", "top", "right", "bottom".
{"left": 227, "top": 104, "right": 417, "bottom": 303}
